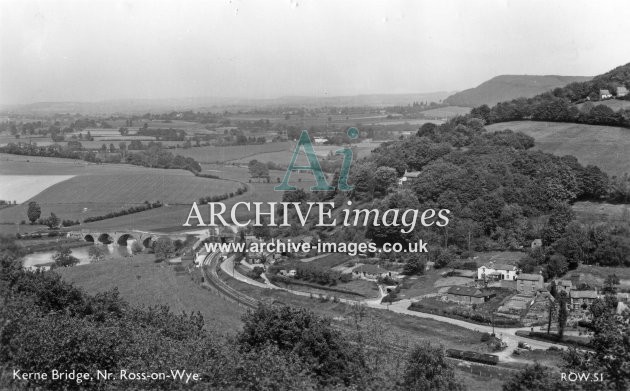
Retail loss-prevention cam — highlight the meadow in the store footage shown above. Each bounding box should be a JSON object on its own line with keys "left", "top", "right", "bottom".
{"left": 576, "top": 99, "right": 630, "bottom": 111}
{"left": 572, "top": 201, "right": 630, "bottom": 224}
{"left": 0, "top": 154, "right": 242, "bottom": 229}
{"left": 485, "top": 121, "right": 630, "bottom": 176}
{"left": 56, "top": 254, "right": 245, "bottom": 331}
{"left": 173, "top": 142, "right": 292, "bottom": 163}
{"left": 420, "top": 106, "right": 471, "bottom": 118}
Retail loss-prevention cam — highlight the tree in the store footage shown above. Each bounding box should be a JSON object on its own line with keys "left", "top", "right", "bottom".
{"left": 153, "top": 237, "right": 175, "bottom": 261}
{"left": 547, "top": 297, "right": 556, "bottom": 335}
{"left": 603, "top": 274, "right": 620, "bottom": 294}
{"left": 373, "top": 166, "right": 398, "bottom": 197}
{"left": 401, "top": 342, "right": 464, "bottom": 390}
{"left": 88, "top": 246, "right": 106, "bottom": 263}
{"left": 248, "top": 159, "right": 269, "bottom": 181}
{"left": 542, "top": 203, "right": 575, "bottom": 245}
{"left": 557, "top": 291, "right": 568, "bottom": 339}
{"left": 27, "top": 201, "right": 41, "bottom": 224}
{"left": 563, "top": 294, "right": 630, "bottom": 391}
{"left": 252, "top": 224, "right": 270, "bottom": 240}
{"left": 502, "top": 363, "right": 571, "bottom": 391}
{"left": 547, "top": 253, "right": 568, "bottom": 279}
{"left": 238, "top": 304, "right": 365, "bottom": 385}
{"left": 131, "top": 241, "right": 144, "bottom": 254}
{"left": 45, "top": 212, "right": 60, "bottom": 229}
{"left": 52, "top": 246, "right": 79, "bottom": 268}
{"left": 402, "top": 257, "right": 426, "bottom": 275}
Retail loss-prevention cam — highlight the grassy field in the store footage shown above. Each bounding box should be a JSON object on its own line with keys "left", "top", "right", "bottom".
{"left": 485, "top": 121, "right": 630, "bottom": 176}
{"left": 173, "top": 142, "right": 292, "bottom": 163}
{"left": 0, "top": 154, "right": 242, "bottom": 227}
{"left": 572, "top": 201, "right": 630, "bottom": 224}
{"left": 421, "top": 106, "right": 471, "bottom": 118}
{"left": 577, "top": 99, "right": 630, "bottom": 111}
{"left": 568, "top": 264, "right": 630, "bottom": 290}
{"left": 56, "top": 254, "right": 245, "bottom": 332}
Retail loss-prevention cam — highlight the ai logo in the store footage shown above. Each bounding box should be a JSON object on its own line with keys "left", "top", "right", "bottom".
{"left": 275, "top": 127, "right": 359, "bottom": 191}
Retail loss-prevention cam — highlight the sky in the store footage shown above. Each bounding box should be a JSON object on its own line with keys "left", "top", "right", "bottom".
{"left": 1, "top": 0, "right": 630, "bottom": 105}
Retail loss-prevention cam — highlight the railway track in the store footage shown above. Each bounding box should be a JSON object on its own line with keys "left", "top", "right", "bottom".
{"left": 200, "top": 251, "right": 259, "bottom": 308}
{"left": 197, "top": 251, "right": 519, "bottom": 375}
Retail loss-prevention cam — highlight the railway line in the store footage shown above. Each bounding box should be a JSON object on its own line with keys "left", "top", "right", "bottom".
{"left": 197, "top": 251, "right": 520, "bottom": 375}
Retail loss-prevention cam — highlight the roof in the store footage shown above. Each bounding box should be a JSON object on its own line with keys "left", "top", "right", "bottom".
{"left": 447, "top": 286, "right": 489, "bottom": 298}
{"left": 558, "top": 280, "right": 572, "bottom": 287}
{"left": 403, "top": 170, "right": 421, "bottom": 178}
{"left": 479, "top": 263, "right": 515, "bottom": 271}
{"left": 493, "top": 264, "right": 516, "bottom": 271}
{"left": 571, "top": 290, "right": 598, "bottom": 299}
{"left": 518, "top": 273, "right": 543, "bottom": 281}
{"left": 617, "top": 86, "right": 628, "bottom": 92}
{"left": 600, "top": 89, "right": 611, "bottom": 95}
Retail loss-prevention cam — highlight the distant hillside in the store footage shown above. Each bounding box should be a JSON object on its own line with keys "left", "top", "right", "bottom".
{"left": 0, "top": 92, "right": 453, "bottom": 115}
{"left": 445, "top": 75, "right": 592, "bottom": 107}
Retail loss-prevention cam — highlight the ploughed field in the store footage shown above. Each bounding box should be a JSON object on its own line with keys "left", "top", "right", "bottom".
{"left": 0, "top": 154, "right": 241, "bottom": 228}
{"left": 485, "top": 121, "right": 630, "bottom": 177}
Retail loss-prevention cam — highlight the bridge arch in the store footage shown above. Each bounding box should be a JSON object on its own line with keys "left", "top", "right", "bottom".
{"left": 98, "top": 233, "right": 113, "bottom": 244}
{"left": 117, "top": 233, "right": 136, "bottom": 246}
{"left": 84, "top": 234, "right": 95, "bottom": 243}
{"left": 142, "top": 236, "right": 156, "bottom": 248}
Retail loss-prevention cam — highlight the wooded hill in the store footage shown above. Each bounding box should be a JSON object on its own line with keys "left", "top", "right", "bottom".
{"left": 445, "top": 75, "right": 591, "bottom": 107}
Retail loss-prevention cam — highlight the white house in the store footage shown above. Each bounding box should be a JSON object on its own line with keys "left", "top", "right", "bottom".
{"left": 477, "top": 263, "right": 518, "bottom": 281}
{"left": 617, "top": 86, "right": 628, "bottom": 97}
{"left": 600, "top": 89, "right": 613, "bottom": 100}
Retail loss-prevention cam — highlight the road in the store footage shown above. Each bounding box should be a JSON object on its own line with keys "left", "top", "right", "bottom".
{"left": 207, "top": 252, "right": 565, "bottom": 362}
{"left": 366, "top": 298, "right": 562, "bottom": 360}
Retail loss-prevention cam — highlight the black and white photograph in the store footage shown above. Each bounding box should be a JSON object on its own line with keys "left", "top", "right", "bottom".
{"left": 1, "top": 1, "right": 629, "bottom": 390}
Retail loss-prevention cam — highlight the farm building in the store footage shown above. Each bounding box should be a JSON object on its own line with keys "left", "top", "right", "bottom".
{"left": 516, "top": 273, "right": 544, "bottom": 294}
{"left": 617, "top": 86, "right": 628, "bottom": 97}
{"left": 570, "top": 290, "right": 599, "bottom": 310}
{"left": 477, "top": 263, "right": 518, "bottom": 281}
{"left": 445, "top": 286, "right": 493, "bottom": 304}
{"left": 600, "top": 89, "right": 613, "bottom": 100}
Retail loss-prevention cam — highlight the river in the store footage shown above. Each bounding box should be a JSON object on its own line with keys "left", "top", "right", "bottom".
{"left": 22, "top": 241, "right": 135, "bottom": 270}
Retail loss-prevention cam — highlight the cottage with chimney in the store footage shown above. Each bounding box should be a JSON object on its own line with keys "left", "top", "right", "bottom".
{"left": 570, "top": 290, "right": 599, "bottom": 310}
{"left": 516, "top": 273, "right": 544, "bottom": 294}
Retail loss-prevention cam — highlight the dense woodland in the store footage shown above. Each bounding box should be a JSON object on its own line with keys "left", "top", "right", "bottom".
{"left": 272, "top": 114, "right": 630, "bottom": 277}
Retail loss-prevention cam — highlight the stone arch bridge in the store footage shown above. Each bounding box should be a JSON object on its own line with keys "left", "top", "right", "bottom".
{"left": 66, "top": 230, "right": 178, "bottom": 248}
